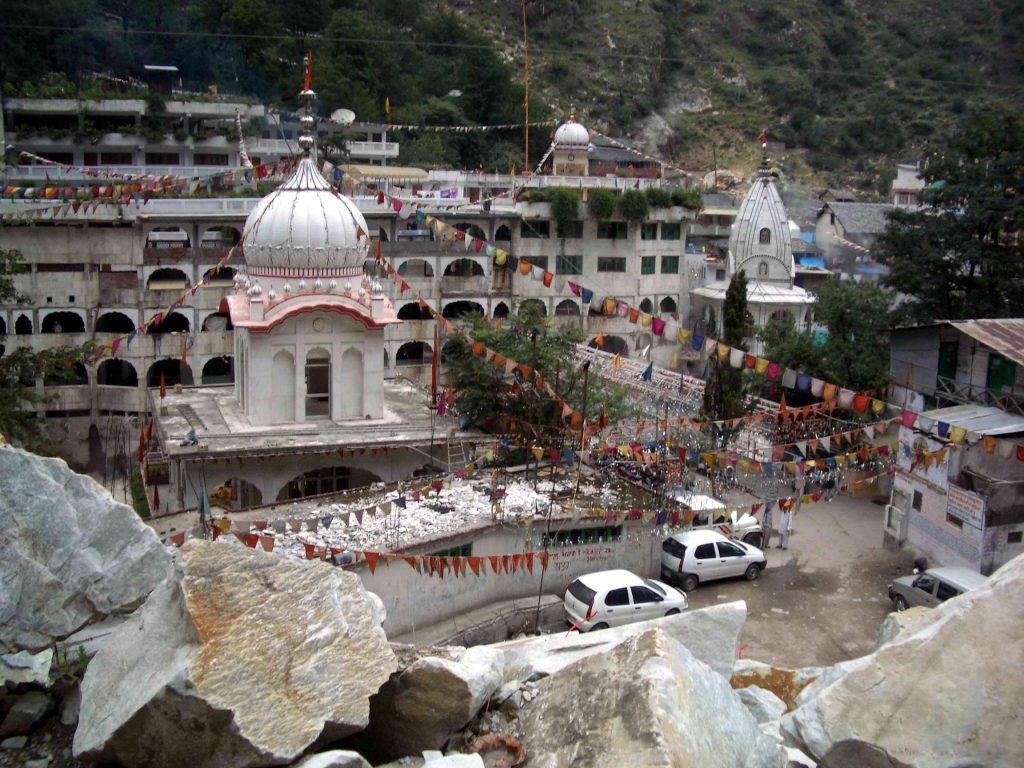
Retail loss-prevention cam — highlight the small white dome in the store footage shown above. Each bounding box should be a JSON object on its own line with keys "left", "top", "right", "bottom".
{"left": 241, "top": 157, "right": 368, "bottom": 276}
{"left": 554, "top": 119, "right": 590, "bottom": 149}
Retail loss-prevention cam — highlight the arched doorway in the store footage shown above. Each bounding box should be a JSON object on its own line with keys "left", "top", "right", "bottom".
{"left": 41, "top": 311, "right": 85, "bottom": 334}
{"left": 454, "top": 223, "right": 487, "bottom": 241}
{"left": 97, "top": 359, "right": 138, "bottom": 387}
{"left": 202, "top": 266, "right": 237, "bottom": 287}
{"left": 276, "top": 466, "right": 384, "bottom": 501}
{"left": 442, "top": 301, "right": 485, "bottom": 320}
{"left": 660, "top": 296, "right": 677, "bottom": 314}
{"left": 146, "top": 226, "right": 190, "bottom": 248}
{"left": 148, "top": 312, "right": 190, "bottom": 334}
{"left": 304, "top": 347, "right": 331, "bottom": 418}
{"left": 272, "top": 350, "right": 296, "bottom": 422}
{"left": 202, "top": 356, "right": 234, "bottom": 384}
{"left": 555, "top": 299, "right": 580, "bottom": 316}
{"left": 397, "top": 303, "right": 433, "bottom": 320}
{"left": 14, "top": 315, "right": 32, "bottom": 335}
{"left": 396, "top": 342, "right": 431, "bottom": 366}
{"left": 340, "top": 347, "right": 364, "bottom": 419}
{"left": 493, "top": 302, "right": 510, "bottom": 319}
{"left": 44, "top": 362, "right": 88, "bottom": 387}
{"left": 590, "top": 334, "right": 629, "bottom": 356}
{"left": 147, "top": 359, "right": 194, "bottom": 387}
{"left": 495, "top": 225, "right": 512, "bottom": 241}
{"left": 199, "top": 225, "right": 240, "bottom": 248}
{"left": 638, "top": 298, "right": 654, "bottom": 314}
{"left": 95, "top": 312, "right": 135, "bottom": 334}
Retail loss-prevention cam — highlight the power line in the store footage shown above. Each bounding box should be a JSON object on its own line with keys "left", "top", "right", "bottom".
{"left": 3, "top": 23, "right": 1023, "bottom": 93}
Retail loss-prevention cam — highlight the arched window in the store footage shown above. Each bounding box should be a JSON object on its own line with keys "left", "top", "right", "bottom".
{"left": 493, "top": 302, "right": 510, "bottom": 319}
{"left": 44, "top": 362, "right": 88, "bottom": 387}
{"left": 759, "top": 227, "right": 771, "bottom": 244}
{"left": 199, "top": 226, "right": 240, "bottom": 248}
{"left": 659, "top": 296, "right": 677, "bottom": 314}
{"left": 14, "top": 314, "right": 32, "bottom": 335}
{"left": 276, "top": 466, "right": 383, "bottom": 502}
{"left": 638, "top": 298, "right": 654, "bottom": 314}
{"left": 148, "top": 311, "right": 190, "bottom": 334}
{"left": 0, "top": 316, "right": 5, "bottom": 336}
{"left": 555, "top": 299, "right": 580, "bottom": 316}
{"left": 442, "top": 301, "right": 485, "bottom": 319}
{"left": 758, "top": 261, "right": 769, "bottom": 277}
{"left": 147, "top": 268, "right": 190, "bottom": 291}
{"left": 397, "top": 303, "right": 432, "bottom": 320}
{"left": 97, "top": 359, "right": 138, "bottom": 387}
{"left": 495, "top": 225, "right": 512, "bottom": 241}
{"left": 396, "top": 342, "right": 431, "bottom": 366}
{"left": 305, "top": 348, "right": 331, "bottom": 418}
{"left": 455, "top": 223, "right": 487, "bottom": 241}
{"left": 397, "top": 259, "right": 434, "bottom": 278}
{"left": 147, "top": 359, "right": 194, "bottom": 387}
{"left": 41, "top": 311, "right": 85, "bottom": 334}
{"left": 519, "top": 298, "right": 546, "bottom": 317}
{"left": 202, "top": 312, "right": 233, "bottom": 331}
{"left": 202, "top": 356, "right": 234, "bottom": 384}
{"left": 95, "top": 312, "right": 135, "bottom": 334}
{"left": 202, "top": 265, "right": 237, "bottom": 287}
{"left": 443, "top": 259, "right": 484, "bottom": 278}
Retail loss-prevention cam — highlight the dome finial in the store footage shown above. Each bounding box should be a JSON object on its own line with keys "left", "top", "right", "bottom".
{"left": 298, "top": 51, "right": 317, "bottom": 157}
{"left": 569, "top": 104, "right": 576, "bottom": 122}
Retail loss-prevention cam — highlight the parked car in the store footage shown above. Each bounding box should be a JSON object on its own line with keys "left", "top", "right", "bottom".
{"left": 563, "top": 569, "right": 688, "bottom": 632}
{"left": 887, "top": 566, "right": 988, "bottom": 611}
{"left": 660, "top": 529, "right": 767, "bottom": 592}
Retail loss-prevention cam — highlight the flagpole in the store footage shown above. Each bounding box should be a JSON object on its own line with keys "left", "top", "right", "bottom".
{"left": 520, "top": 0, "right": 530, "bottom": 172}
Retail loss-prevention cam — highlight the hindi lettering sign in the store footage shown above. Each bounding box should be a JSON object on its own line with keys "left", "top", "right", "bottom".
{"left": 946, "top": 484, "right": 985, "bottom": 530}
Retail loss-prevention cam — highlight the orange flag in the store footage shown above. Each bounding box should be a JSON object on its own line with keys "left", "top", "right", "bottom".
{"left": 364, "top": 551, "right": 380, "bottom": 574}
{"left": 159, "top": 372, "right": 166, "bottom": 399}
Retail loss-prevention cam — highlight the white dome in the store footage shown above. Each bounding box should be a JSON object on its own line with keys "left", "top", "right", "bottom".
{"left": 242, "top": 157, "right": 368, "bottom": 277}
{"left": 554, "top": 119, "right": 590, "bottom": 149}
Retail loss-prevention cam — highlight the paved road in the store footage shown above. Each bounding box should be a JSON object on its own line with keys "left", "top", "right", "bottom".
{"left": 683, "top": 491, "right": 921, "bottom": 669}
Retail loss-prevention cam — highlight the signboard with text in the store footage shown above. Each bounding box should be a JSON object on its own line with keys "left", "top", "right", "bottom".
{"left": 946, "top": 484, "right": 985, "bottom": 530}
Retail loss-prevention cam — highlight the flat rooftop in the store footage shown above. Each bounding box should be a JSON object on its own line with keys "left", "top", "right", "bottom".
{"left": 152, "top": 378, "right": 485, "bottom": 458}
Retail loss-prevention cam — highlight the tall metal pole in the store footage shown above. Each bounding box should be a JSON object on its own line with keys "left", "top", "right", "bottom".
{"left": 521, "top": 0, "right": 530, "bottom": 172}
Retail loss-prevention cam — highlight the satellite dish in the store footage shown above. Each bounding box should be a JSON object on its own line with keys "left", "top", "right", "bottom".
{"left": 331, "top": 108, "right": 356, "bottom": 127}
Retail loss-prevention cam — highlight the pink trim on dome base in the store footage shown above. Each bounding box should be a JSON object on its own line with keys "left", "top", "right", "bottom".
{"left": 227, "top": 293, "right": 400, "bottom": 333}
{"left": 246, "top": 265, "right": 365, "bottom": 279}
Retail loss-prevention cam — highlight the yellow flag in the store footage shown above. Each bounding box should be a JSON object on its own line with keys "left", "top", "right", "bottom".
{"left": 612, "top": 353, "right": 622, "bottom": 370}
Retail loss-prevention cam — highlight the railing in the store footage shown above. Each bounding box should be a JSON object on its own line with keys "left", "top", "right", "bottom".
{"left": 933, "top": 375, "right": 1024, "bottom": 416}
{"left": 344, "top": 140, "right": 400, "bottom": 158}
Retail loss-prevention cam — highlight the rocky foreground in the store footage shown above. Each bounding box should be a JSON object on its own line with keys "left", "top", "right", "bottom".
{"left": 2, "top": 444, "right": 1022, "bottom": 767}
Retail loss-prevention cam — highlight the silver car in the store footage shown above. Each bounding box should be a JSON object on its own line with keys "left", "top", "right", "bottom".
{"left": 887, "top": 566, "right": 988, "bottom": 611}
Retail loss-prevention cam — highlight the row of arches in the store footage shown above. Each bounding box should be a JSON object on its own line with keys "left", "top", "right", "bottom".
{"left": 2, "top": 311, "right": 234, "bottom": 336}
{"left": 206, "top": 464, "right": 389, "bottom": 509}
{"left": 145, "top": 225, "right": 242, "bottom": 249}
{"left": 15, "top": 357, "right": 236, "bottom": 389}
{"left": 145, "top": 266, "right": 238, "bottom": 291}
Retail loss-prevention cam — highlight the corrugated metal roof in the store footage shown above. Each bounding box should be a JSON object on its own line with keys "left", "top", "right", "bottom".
{"left": 949, "top": 319, "right": 1024, "bottom": 368}
{"left": 919, "top": 404, "right": 1024, "bottom": 436}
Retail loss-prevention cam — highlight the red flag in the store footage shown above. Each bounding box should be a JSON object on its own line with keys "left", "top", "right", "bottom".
{"left": 137, "top": 425, "right": 146, "bottom": 463}
{"left": 181, "top": 336, "right": 187, "bottom": 368}
{"left": 431, "top": 324, "right": 439, "bottom": 407}
{"left": 303, "top": 51, "right": 313, "bottom": 92}
{"left": 159, "top": 372, "right": 166, "bottom": 399}
{"left": 152, "top": 484, "right": 160, "bottom": 511}
{"left": 364, "top": 551, "right": 380, "bottom": 574}
{"left": 145, "top": 419, "right": 153, "bottom": 441}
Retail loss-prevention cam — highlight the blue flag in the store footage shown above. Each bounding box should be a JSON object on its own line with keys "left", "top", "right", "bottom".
{"left": 641, "top": 362, "right": 653, "bottom": 381}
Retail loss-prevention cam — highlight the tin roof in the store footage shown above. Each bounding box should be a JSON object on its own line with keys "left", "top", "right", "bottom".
{"left": 949, "top": 319, "right": 1024, "bottom": 368}
{"left": 919, "top": 404, "right": 1024, "bottom": 436}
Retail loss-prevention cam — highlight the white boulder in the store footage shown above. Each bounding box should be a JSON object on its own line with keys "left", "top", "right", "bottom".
{"left": 74, "top": 540, "right": 396, "bottom": 768}
{"left": 0, "top": 445, "right": 173, "bottom": 652}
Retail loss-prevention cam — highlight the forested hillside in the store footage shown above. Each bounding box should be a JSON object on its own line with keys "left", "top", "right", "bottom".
{"left": 1, "top": 0, "right": 1021, "bottom": 189}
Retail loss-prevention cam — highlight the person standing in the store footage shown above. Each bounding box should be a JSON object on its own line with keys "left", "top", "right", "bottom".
{"left": 777, "top": 506, "right": 792, "bottom": 550}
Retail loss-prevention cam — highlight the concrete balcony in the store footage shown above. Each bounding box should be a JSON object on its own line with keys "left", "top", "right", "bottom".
{"left": 345, "top": 140, "right": 399, "bottom": 159}
{"left": 440, "top": 276, "right": 489, "bottom": 294}
{"left": 38, "top": 384, "right": 91, "bottom": 410}
{"left": 96, "top": 385, "right": 147, "bottom": 412}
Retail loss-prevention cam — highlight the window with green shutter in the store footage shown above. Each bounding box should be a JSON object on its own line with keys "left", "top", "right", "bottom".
{"left": 641, "top": 256, "right": 656, "bottom": 275}
{"left": 661, "top": 255, "right": 680, "bottom": 274}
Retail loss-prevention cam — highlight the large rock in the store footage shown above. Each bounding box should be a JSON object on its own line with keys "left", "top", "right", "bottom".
{"left": 513, "top": 628, "right": 783, "bottom": 768}
{"left": 872, "top": 606, "right": 932, "bottom": 650}
{"left": 0, "top": 691, "right": 54, "bottom": 737}
{"left": 74, "top": 540, "right": 396, "bottom": 768}
{"left": 0, "top": 445, "right": 173, "bottom": 653}
{"left": 783, "top": 554, "right": 1024, "bottom": 768}
{"left": 496, "top": 600, "right": 747, "bottom": 681}
{"left": 738, "top": 685, "right": 788, "bottom": 724}
{"left": 0, "top": 649, "right": 52, "bottom": 687}
{"left": 290, "top": 751, "right": 371, "bottom": 768}
{"left": 353, "top": 646, "right": 504, "bottom": 762}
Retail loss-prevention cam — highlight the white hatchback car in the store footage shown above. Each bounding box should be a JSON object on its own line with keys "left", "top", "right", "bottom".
{"left": 660, "top": 529, "right": 767, "bottom": 592}
{"left": 563, "top": 569, "right": 688, "bottom": 632}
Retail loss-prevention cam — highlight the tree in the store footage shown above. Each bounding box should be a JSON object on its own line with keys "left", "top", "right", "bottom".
{"left": 0, "top": 248, "right": 94, "bottom": 448}
{"left": 704, "top": 270, "right": 752, "bottom": 420}
{"left": 442, "top": 306, "right": 632, "bottom": 437}
{"left": 758, "top": 278, "right": 900, "bottom": 396}
{"left": 876, "top": 106, "right": 1024, "bottom": 322}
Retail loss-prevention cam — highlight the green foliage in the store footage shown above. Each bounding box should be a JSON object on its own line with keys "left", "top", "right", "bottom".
{"left": 671, "top": 187, "right": 704, "bottom": 210}
{"left": 443, "top": 308, "right": 633, "bottom": 436}
{"left": 129, "top": 468, "right": 149, "bottom": 518}
{"left": 542, "top": 187, "right": 582, "bottom": 236}
{"left": 618, "top": 189, "right": 650, "bottom": 223}
{"left": 704, "top": 270, "right": 751, "bottom": 420}
{"left": 0, "top": 249, "right": 94, "bottom": 448}
{"left": 587, "top": 188, "right": 617, "bottom": 220}
{"left": 758, "top": 278, "right": 898, "bottom": 394}
{"left": 876, "top": 106, "right": 1024, "bottom": 322}
{"left": 644, "top": 187, "right": 673, "bottom": 208}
